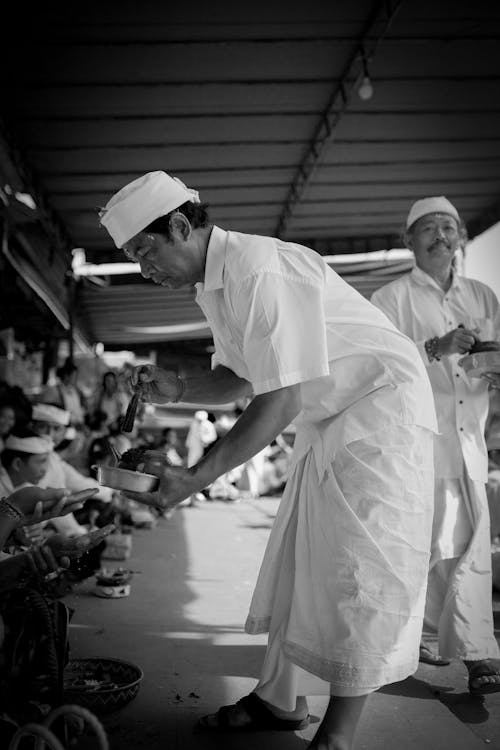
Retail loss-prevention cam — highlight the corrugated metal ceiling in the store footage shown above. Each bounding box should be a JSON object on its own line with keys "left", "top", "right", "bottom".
{"left": 2, "top": 0, "right": 500, "bottom": 348}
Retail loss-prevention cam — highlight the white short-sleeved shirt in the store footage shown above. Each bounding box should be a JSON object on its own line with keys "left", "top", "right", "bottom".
{"left": 371, "top": 266, "right": 500, "bottom": 481}
{"left": 195, "top": 227, "right": 437, "bottom": 468}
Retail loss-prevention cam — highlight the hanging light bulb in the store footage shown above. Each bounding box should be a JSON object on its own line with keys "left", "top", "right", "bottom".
{"left": 358, "top": 75, "right": 374, "bottom": 101}
{"left": 357, "top": 46, "right": 374, "bottom": 101}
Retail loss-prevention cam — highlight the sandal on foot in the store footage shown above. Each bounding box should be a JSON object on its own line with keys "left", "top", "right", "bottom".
{"left": 196, "top": 692, "right": 310, "bottom": 733}
{"left": 419, "top": 645, "right": 450, "bottom": 666}
{"left": 468, "top": 664, "right": 500, "bottom": 696}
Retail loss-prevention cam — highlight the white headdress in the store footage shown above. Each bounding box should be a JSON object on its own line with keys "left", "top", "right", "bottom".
{"left": 99, "top": 171, "right": 201, "bottom": 248}
{"left": 406, "top": 196, "right": 460, "bottom": 230}
{"left": 32, "top": 403, "right": 71, "bottom": 426}
{"left": 5, "top": 434, "right": 54, "bottom": 454}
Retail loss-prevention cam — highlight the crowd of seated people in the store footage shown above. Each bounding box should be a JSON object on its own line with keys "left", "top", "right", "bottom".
{"left": 0, "top": 360, "right": 304, "bottom": 741}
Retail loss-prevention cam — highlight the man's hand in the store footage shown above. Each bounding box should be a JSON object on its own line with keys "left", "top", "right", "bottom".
{"left": 131, "top": 365, "right": 183, "bottom": 404}
{"left": 45, "top": 524, "right": 115, "bottom": 560}
{"left": 124, "top": 465, "right": 196, "bottom": 512}
{"left": 438, "top": 327, "right": 476, "bottom": 357}
{"left": 481, "top": 372, "right": 500, "bottom": 390}
{"left": 26, "top": 543, "right": 71, "bottom": 580}
{"left": 7, "top": 486, "right": 98, "bottom": 527}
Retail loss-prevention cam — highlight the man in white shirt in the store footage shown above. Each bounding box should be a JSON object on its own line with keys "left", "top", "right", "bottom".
{"left": 371, "top": 196, "right": 500, "bottom": 695}
{"left": 99, "top": 171, "right": 438, "bottom": 749}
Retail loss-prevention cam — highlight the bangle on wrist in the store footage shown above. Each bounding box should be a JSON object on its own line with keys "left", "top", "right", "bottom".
{"left": 424, "top": 336, "right": 441, "bottom": 363}
{"left": 173, "top": 376, "right": 185, "bottom": 403}
{"left": 0, "top": 497, "right": 25, "bottom": 524}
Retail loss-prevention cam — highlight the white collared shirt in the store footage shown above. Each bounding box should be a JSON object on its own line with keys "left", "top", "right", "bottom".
{"left": 371, "top": 266, "right": 500, "bottom": 481}
{"left": 195, "top": 227, "right": 437, "bottom": 456}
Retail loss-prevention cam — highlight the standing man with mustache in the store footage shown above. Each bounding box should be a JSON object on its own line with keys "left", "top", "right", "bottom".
{"left": 371, "top": 196, "right": 500, "bottom": 695}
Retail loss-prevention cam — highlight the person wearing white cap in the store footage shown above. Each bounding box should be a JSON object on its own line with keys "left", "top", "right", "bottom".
{"left": 100, "top": 171, "right": 438, "bottom": 747}
{"left": 0, "top": 428, "right": 54, "bottom": 500}
{"left": 29, "top": 404, "right": 112, "bottom": 538}
{"left": 371, "top": 196, "right": 500, "bottom": 693}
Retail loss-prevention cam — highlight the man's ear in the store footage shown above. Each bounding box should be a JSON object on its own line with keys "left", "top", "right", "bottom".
{"left": 11, "top": 456, "right": 22, "bottom": 474}
{"left": 170, "top": 212, "right": 192, "bottom": 241}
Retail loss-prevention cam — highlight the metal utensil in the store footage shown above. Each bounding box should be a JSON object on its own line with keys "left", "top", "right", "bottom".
{"left": 104, "top": 439, "right": 121, "bottom": 466}
{"left": 121, "top": 390, "right": 141, "bottom": 433}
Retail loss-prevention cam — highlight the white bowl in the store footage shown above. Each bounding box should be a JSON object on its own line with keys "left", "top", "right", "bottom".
{"left": 96, "top": 465, "right": 159, "bottom": 492}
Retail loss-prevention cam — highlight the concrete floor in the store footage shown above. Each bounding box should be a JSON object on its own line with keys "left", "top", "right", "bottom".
{"left": 65, "top": 497, "right": 500, "bottom": 750}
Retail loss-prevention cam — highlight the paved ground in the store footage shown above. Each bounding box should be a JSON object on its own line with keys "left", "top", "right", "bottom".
{"left": 65, "top": 497, "right": 500, "bottom": 750}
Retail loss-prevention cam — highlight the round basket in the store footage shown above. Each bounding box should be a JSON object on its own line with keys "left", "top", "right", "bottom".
{"left": 63, "top": 657, "right": 143, "bottom": 714}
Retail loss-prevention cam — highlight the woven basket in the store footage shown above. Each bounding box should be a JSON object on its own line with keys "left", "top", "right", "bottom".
{"left": 63, "top": 657, "right": 143, "bottom": 714}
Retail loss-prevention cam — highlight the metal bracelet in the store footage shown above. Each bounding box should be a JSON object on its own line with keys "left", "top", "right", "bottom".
{"left": 424, "top": 336, "right": 441, "bottom": 362}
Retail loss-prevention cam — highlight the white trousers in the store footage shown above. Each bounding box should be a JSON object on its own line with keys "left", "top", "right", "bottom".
{"left": 424, "top": 474, "right": 499, "bottom": 660}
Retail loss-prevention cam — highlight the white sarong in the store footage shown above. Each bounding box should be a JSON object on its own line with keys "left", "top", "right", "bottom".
{"left": 247, "top": 423, "right": 434, "bottom": 707}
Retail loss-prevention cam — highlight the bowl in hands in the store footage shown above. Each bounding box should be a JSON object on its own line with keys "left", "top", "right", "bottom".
{"left": 95, "top": 465, "right": 159, "bottom": 493}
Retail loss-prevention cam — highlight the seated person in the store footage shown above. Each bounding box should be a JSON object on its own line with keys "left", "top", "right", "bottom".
{"left": 0, "top": 402, "right": 16, "bottom": 453}
{"left": 0, "top": 428, "right": 53, "bottom": 547}
{"left": 30, "top": 403, "right": 112, "bottom": 537}
{"left": 0, "top": 485, "right": 112, "bottom": 745}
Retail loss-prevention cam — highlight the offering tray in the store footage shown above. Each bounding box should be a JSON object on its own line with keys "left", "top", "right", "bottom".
{"left": 459, "top": 349, "right": 500, "bottom": 379}
{"left": 95, "top": 464, "right": 159, "bottom": 492}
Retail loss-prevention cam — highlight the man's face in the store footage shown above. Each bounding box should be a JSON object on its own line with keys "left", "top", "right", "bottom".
{"left": 33, "top": 421, "right": 66, "bottom": 446}
{"left": 122, "top": 228, "right": 199, "bottom": 289}
{"left": 407, "top": 212, "right": 460, "bottom": 276}
{"left": 18, "top": 453, "right": 50, "bottom": 484}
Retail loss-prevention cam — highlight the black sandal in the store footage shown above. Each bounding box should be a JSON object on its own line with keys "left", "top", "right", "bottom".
{"left": 196, "top": 692, "right": 310, "bottom": 733}
{"left": 468, "top": 664, "right": 500, "bottom": 696}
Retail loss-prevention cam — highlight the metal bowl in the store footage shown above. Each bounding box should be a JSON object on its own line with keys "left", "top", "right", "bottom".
{"left": 96, "top": 465, "right": 159, "bottom": 492}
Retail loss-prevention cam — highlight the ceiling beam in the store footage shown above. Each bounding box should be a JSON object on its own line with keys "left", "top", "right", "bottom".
{"left": 275, "top": 0, "right": 405, "bottom": 238}
{"left": 0, "top": 116, "right": 74, "bottom": 260}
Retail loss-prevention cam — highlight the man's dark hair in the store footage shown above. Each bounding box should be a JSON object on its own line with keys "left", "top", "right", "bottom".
{"left": 1, "top": 427, "right": 43, "bottom": 468}
{"left": 145, "top": 200, "right": 210, "bottom": 241}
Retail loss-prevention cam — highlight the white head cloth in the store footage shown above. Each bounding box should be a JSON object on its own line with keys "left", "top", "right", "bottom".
{"left": 194, "top": 410, "right": 208, "bottom": 421}
{"left": 406, "top": 196, "right": 460, "bottom": 229}
{"left": 99, "top": 171, "right": 201, "bottom": 248}
{"left": 5, "top": 434, "right": 54, "bottom": 454}
{"left": 32, "top": 403, "right": 71, "bottom": 426}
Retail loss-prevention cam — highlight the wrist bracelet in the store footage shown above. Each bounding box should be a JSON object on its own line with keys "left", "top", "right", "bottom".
{"left": 424, "top": 336, "right": 441, "bottom": 363}
{"left": 173, "top": 376, "right": 185, "bottom": 403}
{"left": 0, "top": 497, "right": 25, "bottom": 523}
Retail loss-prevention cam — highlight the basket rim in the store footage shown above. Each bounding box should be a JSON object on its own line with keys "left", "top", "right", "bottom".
{"left": 64, "top": 656, "right": 144, "bottom": 694}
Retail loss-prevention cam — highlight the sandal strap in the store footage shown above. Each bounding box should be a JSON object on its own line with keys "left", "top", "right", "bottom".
{"left": 238, "top": 693, "right": 276, "bottom": 724}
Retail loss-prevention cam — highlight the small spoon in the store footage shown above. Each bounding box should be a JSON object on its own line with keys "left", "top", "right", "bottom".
{"left": 121, "top": 390, "right": 141, "bottom": 433}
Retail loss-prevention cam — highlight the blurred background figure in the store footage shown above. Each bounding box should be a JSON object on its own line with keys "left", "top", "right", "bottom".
{"left": 0, "top": 402, "right": 16, "bottom": 453}
{"left": 94, "top": 371, "right": 129, "bottom": 429}
{"left": 185, "top": 410, "right": 217, "bottom": 506}
{"left": 157, "top": 427, "right": 183, "bottom": 466}
{"left": 39, "top": 358, "right": 86, "bottom": 427}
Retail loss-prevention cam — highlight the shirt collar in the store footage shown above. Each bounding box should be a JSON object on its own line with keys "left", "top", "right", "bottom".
{"left": 198, "top": 225, "right": 228, "bottom": 292}
{"left": 411, "top": 264, "right": 463, "bottom": 292}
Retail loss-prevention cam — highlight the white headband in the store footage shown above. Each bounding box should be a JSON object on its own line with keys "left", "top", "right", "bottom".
{"left": 32, "top": 403, "right": 71, "bottom": 426}
{"left": 99, "top": 171, "right": 201, "bottom": 248}
{"left": 406, "top": 196, "right": 460, "bottom": 229}
{"left": 5, "top": 434, "right": 54, "bottom": 454}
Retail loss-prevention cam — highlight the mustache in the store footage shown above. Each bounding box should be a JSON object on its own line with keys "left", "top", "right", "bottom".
{"left": 429, "top": 239, "right": 450, "bottom": 251}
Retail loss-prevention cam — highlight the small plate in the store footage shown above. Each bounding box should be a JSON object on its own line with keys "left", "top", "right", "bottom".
{"left": 459, "top": 350, "right": 500, "bottom": 378}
